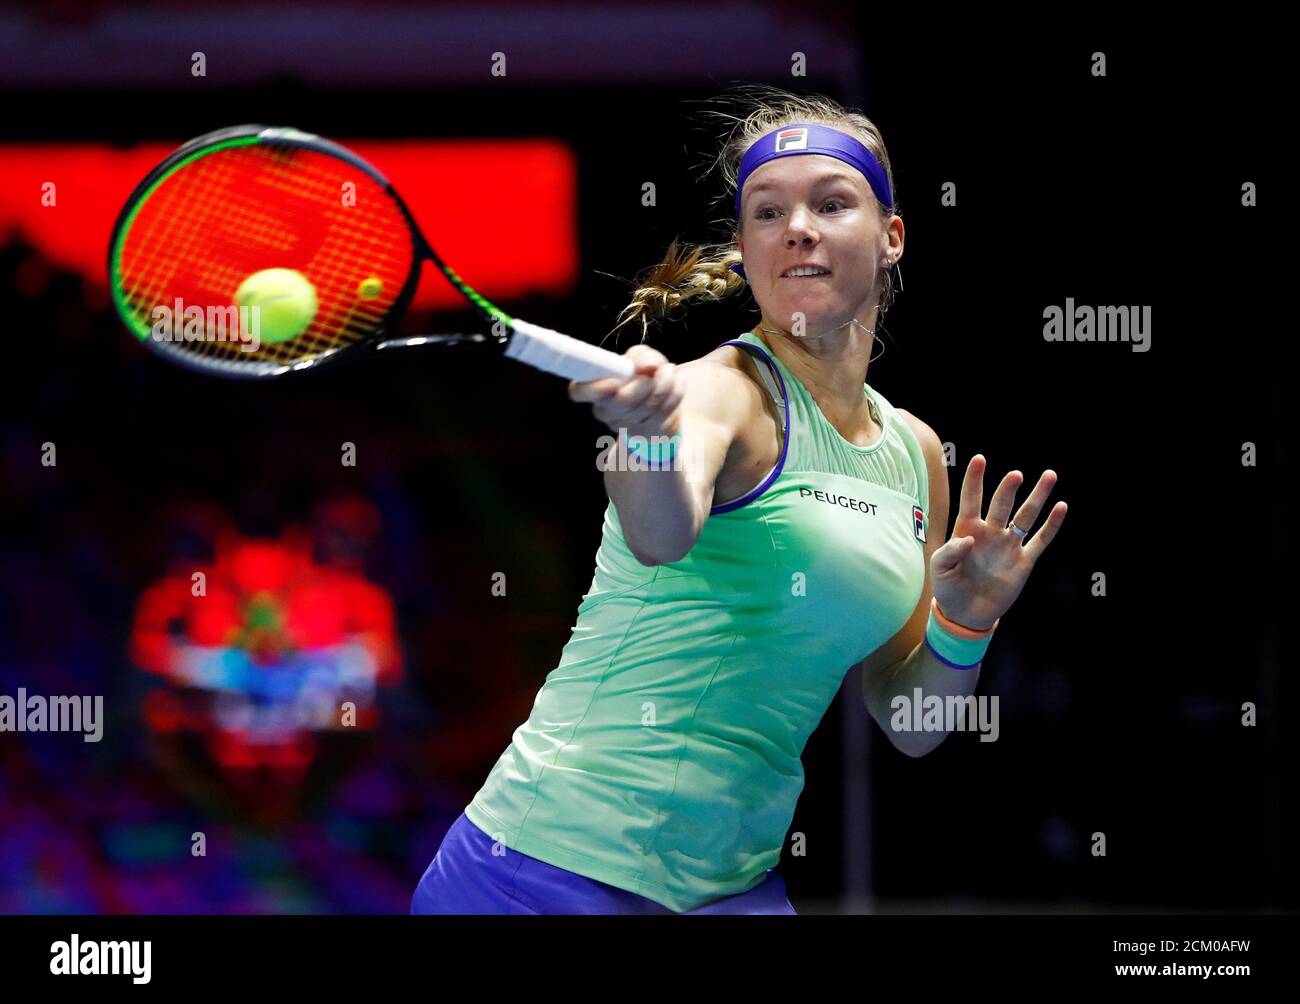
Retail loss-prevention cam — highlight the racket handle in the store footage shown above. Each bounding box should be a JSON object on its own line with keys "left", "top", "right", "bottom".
{"left": 505, "top": 319, "right": 637, "bottom": 382}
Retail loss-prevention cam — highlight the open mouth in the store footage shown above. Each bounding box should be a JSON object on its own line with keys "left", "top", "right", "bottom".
{"left": 781, "top": 268, "right": 832, "bottom": 279}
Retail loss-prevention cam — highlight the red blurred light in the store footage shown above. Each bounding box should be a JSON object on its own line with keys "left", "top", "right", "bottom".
{"left": 0, "top": 138, "right": 578, "bottom": 310}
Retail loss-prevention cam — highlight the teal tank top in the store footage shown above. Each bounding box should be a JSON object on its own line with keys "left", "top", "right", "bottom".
{"left": 465, "top": 330, "right": 931, "bottom": 911}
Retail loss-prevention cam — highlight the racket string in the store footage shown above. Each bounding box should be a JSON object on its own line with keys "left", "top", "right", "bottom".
{"left": 116, "top": 142, "right": 416, "bottom": 370}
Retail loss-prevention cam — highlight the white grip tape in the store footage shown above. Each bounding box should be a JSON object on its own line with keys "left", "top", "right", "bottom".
{"left": 504, "top": 319, "right": 636, "bottom": 382}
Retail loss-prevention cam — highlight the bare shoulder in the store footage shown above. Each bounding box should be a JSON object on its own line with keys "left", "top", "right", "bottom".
{"left": 688, "top": 341, "right": 758, "bottom": 380}
{"left": 894, "top": 408, "right": 943, "bottom": 467}
{"left": 676, "top": 344, "right": 769, "bottom": 427}
{"left": 675, "top": 344, "right": 782, "bottom": 502}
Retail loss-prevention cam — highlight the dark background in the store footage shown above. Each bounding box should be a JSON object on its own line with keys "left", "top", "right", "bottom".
{"left": 0, "top": 4, "right": 1287, "bottom": 913}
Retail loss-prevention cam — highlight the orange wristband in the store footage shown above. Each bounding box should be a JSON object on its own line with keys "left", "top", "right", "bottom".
{"left": 924, "top": 597, "right": 999, "bottom": 670}
{"left": 930, "top": 597, "right": 999, "bottom": 638}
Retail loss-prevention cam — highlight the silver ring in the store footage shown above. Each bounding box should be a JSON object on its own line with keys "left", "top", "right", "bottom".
{"left": 1008, "top": 520, "right": 1028, "bottom": 538}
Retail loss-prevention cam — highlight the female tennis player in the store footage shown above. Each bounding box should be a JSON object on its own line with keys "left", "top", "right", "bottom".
{"left": 411, "top": 86, "right": 1067, "bottom": 915}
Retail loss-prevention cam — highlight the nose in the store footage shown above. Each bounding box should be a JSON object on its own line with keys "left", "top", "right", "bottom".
{"left": 784, "top": 205, "right": 819, "bottom": 246}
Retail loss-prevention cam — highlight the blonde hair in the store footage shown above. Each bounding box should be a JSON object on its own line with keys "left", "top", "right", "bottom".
{"left": 609, "top": 84, "right": 901, "bottom": 344}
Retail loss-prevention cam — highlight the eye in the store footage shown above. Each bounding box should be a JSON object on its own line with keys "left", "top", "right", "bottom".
{"left": 756, "top": 199, "right": 845, "bottom": 220}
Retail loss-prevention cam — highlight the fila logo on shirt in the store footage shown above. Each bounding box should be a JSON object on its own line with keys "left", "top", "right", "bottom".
{"left": 774, "top": 128, "right": 809, "bottom": 153}
{"left": 912, "top": 506, "right": 926, "bottom": 543}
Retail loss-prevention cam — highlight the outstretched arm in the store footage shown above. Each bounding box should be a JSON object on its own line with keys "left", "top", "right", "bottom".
{"left": 570, "top": 345, "right": 760, "bottom": 566}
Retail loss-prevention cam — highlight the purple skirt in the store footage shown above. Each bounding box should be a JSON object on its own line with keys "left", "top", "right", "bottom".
{"left": 411, "top": 811, "right": 797, "bottom": 915}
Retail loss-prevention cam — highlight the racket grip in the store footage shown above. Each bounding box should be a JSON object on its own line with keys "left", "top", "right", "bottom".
{"left": 505, "top": 319, "right": 637, "bottom": 382}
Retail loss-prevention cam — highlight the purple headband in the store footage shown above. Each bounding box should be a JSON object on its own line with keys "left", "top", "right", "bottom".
{"left": 730, "top": 122, "right": 893, "bottom": 280}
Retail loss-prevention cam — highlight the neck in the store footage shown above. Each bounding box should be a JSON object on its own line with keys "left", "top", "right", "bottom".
{"left": 751, "top": 312, "right": 878, "bottom": 422}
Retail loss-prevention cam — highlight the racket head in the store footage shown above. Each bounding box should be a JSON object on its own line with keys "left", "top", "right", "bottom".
{"left": 108, "top": 125, "right": 437, "bottom": 378}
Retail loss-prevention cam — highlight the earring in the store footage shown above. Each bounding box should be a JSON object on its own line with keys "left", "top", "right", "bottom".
{"left": 882, "top": 258, "right": 902, "bottom": 292}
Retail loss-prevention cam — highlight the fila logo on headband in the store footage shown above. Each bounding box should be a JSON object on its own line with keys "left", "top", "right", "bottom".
{"left": 913, "top": 506, "right": 926, "bottom": 543}
{"left": 774, "top": 128, "right": 809, "bottom": 153}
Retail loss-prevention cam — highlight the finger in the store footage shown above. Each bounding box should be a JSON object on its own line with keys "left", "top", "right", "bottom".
{"left": 576, "top": 345, "right": 663, "bottom": 403}
{"left": 595, "top": 378, "right": 656, "bottom": 427}
{"left": 569, "top": 376, "right": 623, "bottom": 403}
{"left": 623, "top": 343, "right": 663, "bottom": 362}
{"left": 623, "top": 371, "right": 669, "bottom": 426}
{"left": 624, "top": 343, "right": 665, "bottom": 375}
{"left": 931, "top": 535, "right": 973, "bottom": 574}
{"left": 661, "top": 375, "right": 686, "bottom": 420}
{"left": 610, "top": 373, "right": 657, "bottom": 413}
{"left": 636, "top": 375, "right": 686, "bottom": 435}
{"left": 957, "top": 454, "right": 986, "bottom": 523}
{"left": 1008, "top": 469, "right": 1059, "bottom": 538}
{"left": 656, "top": 367, "right": 685, "bottom": 411}
{"left": 1022, "top": 501, "right": 1067, "bottom": 564}
{"left": 985, "top": 468, "right": 1024, "bottom": 528}
{"left": 591, "top": 383, "right": 640, "bottom": 423}
{"left": 625, "top": 364, "right": 677, "bottom": 427}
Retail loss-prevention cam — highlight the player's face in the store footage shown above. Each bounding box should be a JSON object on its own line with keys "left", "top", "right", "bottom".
{"left": 737, "top": 154, "right": 890, "bottom": 338}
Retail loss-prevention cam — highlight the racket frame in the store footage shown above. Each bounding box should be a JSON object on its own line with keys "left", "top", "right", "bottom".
{"left": 108, "top": 125, "right": 507, "bottom": 379}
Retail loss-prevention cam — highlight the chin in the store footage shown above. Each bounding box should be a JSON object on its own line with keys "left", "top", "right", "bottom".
{"left": 785, "top": 307, "right": 840, "bottom": 331}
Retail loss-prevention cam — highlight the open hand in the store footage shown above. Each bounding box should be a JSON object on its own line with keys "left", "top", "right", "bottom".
{"left": 929, "top": 455, "right": 1068, "bottom": 630}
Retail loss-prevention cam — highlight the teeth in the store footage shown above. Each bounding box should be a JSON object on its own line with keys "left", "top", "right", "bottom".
{"left": 784, "top": 267, "right": 830, "bottom": 277}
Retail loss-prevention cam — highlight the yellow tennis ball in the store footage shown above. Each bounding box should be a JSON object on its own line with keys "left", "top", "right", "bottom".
{"left": 234, "top": 268, "right": 318, "bottom": 344}
{"left": 357, "top": 277, "right": 383, "bottom": 300}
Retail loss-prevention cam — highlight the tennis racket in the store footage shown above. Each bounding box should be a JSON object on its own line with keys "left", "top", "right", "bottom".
{"left": 107, "top": 124, "right": 636, "bottom": 382}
